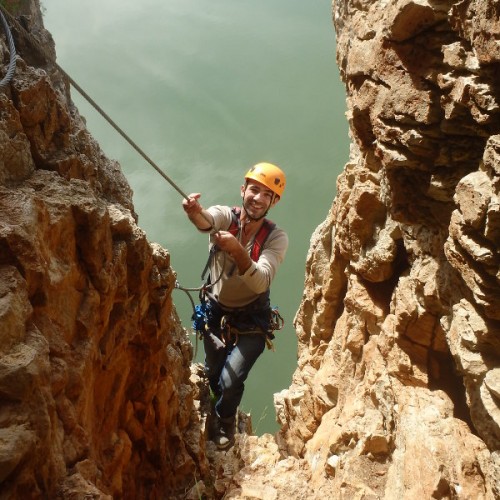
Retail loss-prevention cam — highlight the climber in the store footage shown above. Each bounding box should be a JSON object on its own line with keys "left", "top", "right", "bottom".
{"left": 182, "top": 162, "right": 288, "bottom": 450}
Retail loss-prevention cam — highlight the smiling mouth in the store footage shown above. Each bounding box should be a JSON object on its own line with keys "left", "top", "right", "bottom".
{"left": 244, "top": 200, "right": 268, "bottom": 221}
{"left": 248, "top": 204, "right": 266, "bottom": 214}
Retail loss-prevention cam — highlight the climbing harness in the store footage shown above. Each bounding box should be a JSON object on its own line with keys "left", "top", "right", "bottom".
{"left": 194, "top": 294, "right": 284, "bottom": 353}
{"left": 218, "top": 305, "right": 284, "bottom": 351}
{"left": 0, "top": 6, "right": 17, "bottom": 89}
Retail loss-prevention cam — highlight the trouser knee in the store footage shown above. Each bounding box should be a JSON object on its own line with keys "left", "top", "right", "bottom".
{"left": 220, "top": 370, "right": 244, "bottom": 397}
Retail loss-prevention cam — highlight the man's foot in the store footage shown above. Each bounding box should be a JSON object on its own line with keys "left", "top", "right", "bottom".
{"left": 213, "top": 416, "right": 235, "bottom": 450}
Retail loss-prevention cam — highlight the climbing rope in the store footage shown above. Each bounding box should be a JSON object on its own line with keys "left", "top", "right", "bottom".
{"left": 62, "top": 72, "right": 192, "bottom": 200}
{"left": 0, "top": 6, "right": 17, "bottom": 88}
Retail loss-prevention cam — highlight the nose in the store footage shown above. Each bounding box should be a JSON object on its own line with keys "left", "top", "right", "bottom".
{"left": 253, "top": 190, "right": 267, "bottom": 202}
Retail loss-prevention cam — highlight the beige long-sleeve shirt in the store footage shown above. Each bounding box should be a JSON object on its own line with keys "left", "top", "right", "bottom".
{"left": 202, "top": 205, "right": 288, "bottom": 308}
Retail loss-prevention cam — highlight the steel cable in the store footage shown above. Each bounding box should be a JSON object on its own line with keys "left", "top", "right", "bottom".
{"left": 0, "top": 6, "right": 17, "bottom": 88}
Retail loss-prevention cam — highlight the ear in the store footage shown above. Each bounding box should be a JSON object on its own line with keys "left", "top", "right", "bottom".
{"left": 240, "top": 184, "right": 246, "bottom": 198}
{"left": 271, "top": 195, "right": 280, "bottom": 207}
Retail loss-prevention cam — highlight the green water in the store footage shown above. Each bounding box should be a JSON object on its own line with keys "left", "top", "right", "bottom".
{"left": 43, "top": 0, "right": 349, "bottom": 434}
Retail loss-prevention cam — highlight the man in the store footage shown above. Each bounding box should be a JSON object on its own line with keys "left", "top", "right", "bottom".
{"left": 182, "top": 162, "right": 288, "bottom": 449}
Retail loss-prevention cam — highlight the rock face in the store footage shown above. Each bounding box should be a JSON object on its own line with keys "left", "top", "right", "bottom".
{"left": 0, "top": 1, "right": 207, "bottom": 498}
{"left": 220, "top": 1, "right": 500, "bottom": 498}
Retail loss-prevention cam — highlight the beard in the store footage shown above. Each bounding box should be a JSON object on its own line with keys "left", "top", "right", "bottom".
{"left": 242, "top": 198, "right": 270, "bottom": 221}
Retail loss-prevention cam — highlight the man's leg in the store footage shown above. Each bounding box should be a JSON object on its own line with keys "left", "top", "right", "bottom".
{"left": 203, "top": 332, "right": 227, "bottom": 398}
{"left": 212, "top": 334, "right": 266, "bottom": 448}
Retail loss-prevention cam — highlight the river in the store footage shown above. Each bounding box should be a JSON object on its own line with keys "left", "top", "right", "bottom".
{"left": 43, "top": 0, "right": 348, "bottom": 434}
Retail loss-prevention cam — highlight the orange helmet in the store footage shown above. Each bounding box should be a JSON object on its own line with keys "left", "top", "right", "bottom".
{"left": 244, "top": 162, "right": 286, "bottom": 198}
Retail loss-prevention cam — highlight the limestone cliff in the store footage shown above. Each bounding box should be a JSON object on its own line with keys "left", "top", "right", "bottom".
{"left": 217, "top": 1, "right": 499, "bottom": 498}
{"left": 1, "top": 1, "right": 500, "bottom": 499}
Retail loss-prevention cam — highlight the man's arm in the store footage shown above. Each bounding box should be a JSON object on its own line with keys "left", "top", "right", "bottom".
{"left": 213, "top": 231, "right": 252, "bottom": 275}
{"left": 214, "top": 228, "right": 288, "bottom": 291}
{"left": 238, "top": 230, "right": 288, "bottom": 294}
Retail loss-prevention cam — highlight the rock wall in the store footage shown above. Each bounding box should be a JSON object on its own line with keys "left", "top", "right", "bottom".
{"left": 220, "top": 1, "right": 500, "bottom": 498}
{"left": 277, "top": 0, "right": 499, "bottom": 497}
{"left": 0, "top": 1, "right": 207, "bottom": 498}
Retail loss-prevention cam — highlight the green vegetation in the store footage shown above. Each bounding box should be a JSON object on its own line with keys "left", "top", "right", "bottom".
{"left": 0, "top": 0, "right": 23, "bottom": 14}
